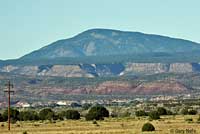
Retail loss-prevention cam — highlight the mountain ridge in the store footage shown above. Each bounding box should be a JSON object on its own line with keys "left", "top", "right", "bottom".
{"left": 20, "top": 28, "right": 200, "bottom": 61}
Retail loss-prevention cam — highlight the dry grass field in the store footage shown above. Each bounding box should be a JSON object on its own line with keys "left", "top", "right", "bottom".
{"left": 0, "top": 115, "right": 199, "bottom": 134}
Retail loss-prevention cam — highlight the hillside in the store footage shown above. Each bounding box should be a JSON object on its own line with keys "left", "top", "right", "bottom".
{"left": 1, "top": 72, "right": 199, "bottom": 102}
{"left": 0, "top": 29, "right": 200, "bottom": 67}
{"left": 21, "top": 29, "right": 200, "bottom": 60}
{"left": 0, "top": 29, "right": 200, "bottom": 97}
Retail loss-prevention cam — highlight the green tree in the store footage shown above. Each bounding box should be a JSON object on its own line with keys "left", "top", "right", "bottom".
{"left": 135, "top": 110, "right": 147, "bottom": 117}
{"left": 61, "top": 110, "right": 80, "bottom": 120}
{"left": 181, "top": 108, "right": 189, "bottom": 115}
{"left": 188, "top": 109, "right": 197, "bottom": 115}
{"left": 82, "top": 103, "right": 92, "bottom": 110}
{"left": 19, "top": 110, "right": 39, "bottom": 121}
{"left": 39, "top": 108, "right": 55, "bottom": 120}
{"left": 166, "top": 110, "right": 173, "bottom": 115}
{"left": 0, "top": 113, "right": 4, "bottom": 122}
{"left": 85, "top": 106, "right": 109, "bottom": 121}
{"left": 157, "top": 107, "right": 167, "bottom": 115}
{"left": 2, "top": 108, "right": 20, "bottom": 121}
{"left": 148, "top": 111, "right": 160, "bottom": 120}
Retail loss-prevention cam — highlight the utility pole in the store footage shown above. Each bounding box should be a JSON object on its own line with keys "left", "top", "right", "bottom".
{"left": 4, "top": 80, "right": 14, "bottom": 131}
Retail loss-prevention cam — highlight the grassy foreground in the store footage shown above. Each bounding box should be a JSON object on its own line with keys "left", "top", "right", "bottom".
{"left": 0, "top": 115, "right": 199, "bottom": 134}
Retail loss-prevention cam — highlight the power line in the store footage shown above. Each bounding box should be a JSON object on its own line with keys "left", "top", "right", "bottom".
{"left": 4, "top": 80, "right": 14, "bottom": 131}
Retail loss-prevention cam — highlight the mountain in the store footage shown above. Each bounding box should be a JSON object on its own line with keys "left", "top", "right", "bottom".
{"left": 20, "top": 28, "right": 200, "bottom": 61}
{"left": 1, "top": 29, "right": 200, "bottom": 77}
{"left": 0, "top": 28, "right": 200, "bottom": 67}
{"left": 1, "top": 29, "right": 200, "bottom": 98}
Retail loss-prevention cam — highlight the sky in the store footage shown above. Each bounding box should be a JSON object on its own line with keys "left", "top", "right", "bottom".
{"left": 0, "top": 0, "right": 200, "bottom": 60}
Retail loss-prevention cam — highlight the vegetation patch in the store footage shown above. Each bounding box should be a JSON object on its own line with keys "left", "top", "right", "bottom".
{"left": 85, "top": 105, "right": 109, "bottom": 121}
{"left": 142, "top": 122, "right": 155, "bottom": 132}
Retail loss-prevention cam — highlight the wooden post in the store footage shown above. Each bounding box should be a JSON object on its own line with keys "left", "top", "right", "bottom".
{"left": 4, "top": 80, "right": 14, "bottom": 131}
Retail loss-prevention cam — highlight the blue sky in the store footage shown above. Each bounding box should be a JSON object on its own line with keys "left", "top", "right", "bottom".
{"left": 0, "top": 0, "right": 200, "bottom": 60}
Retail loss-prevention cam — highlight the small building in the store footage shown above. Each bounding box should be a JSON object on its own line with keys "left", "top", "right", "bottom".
{"left": 15, "top": 102, "right": 31, "bottom": 108}
{"left": 56, "top": 101, "right": 67, "bottom": 106}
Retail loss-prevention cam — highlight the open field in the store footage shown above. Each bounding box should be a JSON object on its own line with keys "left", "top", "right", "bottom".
{"left": 0, "top": 115, "right": 199, "bottom": 134}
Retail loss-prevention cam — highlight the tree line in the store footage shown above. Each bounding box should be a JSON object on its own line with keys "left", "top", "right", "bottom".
{"left": 0, "top": 105, "right": 109, "bottom": 122}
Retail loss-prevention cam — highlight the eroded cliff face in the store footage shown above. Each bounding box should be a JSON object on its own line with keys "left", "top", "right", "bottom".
{"left": 0, "top": 65, "right": 94, "bottom": 78}
{"left": 0, "top": 63, "right": 200, "bottom": 77}
{"left": 0, "top": 65, "right": 39, "bottom": 75}
{"left": 169, "top": 63, "right": 193, "bottom": 73}
{"left": 123, "top": 63, "right": 198, "bottom": 75}
{"left": 124, "top": 63, "right": 169, "bottom": 74}
{"left": 37, "top": 65, "right": 94, "bottom": 77}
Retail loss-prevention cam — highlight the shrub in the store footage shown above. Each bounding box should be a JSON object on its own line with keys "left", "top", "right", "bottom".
{"left": 61, "top": 110, "right": 80, "bottom": 120}
{"left": 166, "top": 110, "right": 173, "bottom": 115}
{"left": 11, "top": 119, "right": 17, "bottom": 124}
{"left": 185, "top": 118, "right": 193, "bottom": 122}
{"left": 82, "top": 103, "right": 92, "bottom": 110}
{"left": 148, "top": 111, "right": 160, "bottom": 120}
{"left": 135, "top": 110, "right": 147, "bottom": 117}
{"left": 92, "top": 120, "right": 98, "bottom": 124}
{"left": 53, "top": 114, "right": 64, "bottom": 121}
{"left": 0, "top": 114, "right": 3, "bottom": 122}
{"left": 188, "top": 110, "right": 197, "bottom": 115}
{"left": 181, "top": 108, "right": 189, "bottom": 115}
{"left": 85, "top": 106, "right": 109, "bottom": 121}
{"left": 142, "top": 123, "right": 155, "bottom": 132}
{"left": 181, "top": 108, "right": 197, "bottom": 115}
{"left": 157, "top": 107, "right": 167, "bottom": 115}
{"left": 1, "top": 124, "right": 4, "bottom": 127}
{"left": 23, "top": 131, "right": 28, "bottom": 134}
{"left": 19, "top": 110, "right": 39, "bottom": 121}
{"left": 197, "top": 115, "right": 200, "bottom": 121}
{"left": 39, "top": 108, "right": 55, "bottom": 120}
{"left": 110, "top": 112, "right": 118, "bottom": 118}
{"left": 85, "top": 112, "right": 101, "bottom": 121}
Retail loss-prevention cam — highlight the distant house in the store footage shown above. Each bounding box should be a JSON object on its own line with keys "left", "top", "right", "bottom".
{"left": 56, "top": 100, "right": 81, "bottom": 107}
{"left": 56, "top": 101, "right": 67, "bottom": 106}
{"left": 15, "top": 102, "right": 31, "bottom": 108}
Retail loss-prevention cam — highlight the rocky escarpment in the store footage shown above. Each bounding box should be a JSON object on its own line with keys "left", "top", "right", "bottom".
{"left": 37, "top": 65, "right": 94, "bottom": 77}
{"left": 0, "top": 65, "right": 94, "bottom": 77}
{"left": 0, "top": 63, "right": 200, "bottom": 77}
{"left": 64, "top": 80, "right": 189, "bottom": 95}
{"left": 123, "top": 63, "right": 169, "bottom": 74}
{"left": 169, "top": 63, "right": 193, "bottom": 73}
{"left": 123, "top": 63, "right": 197, "bottom": 75}
{"left": 132, "top": 81, "right": 188, "bottom": 95}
